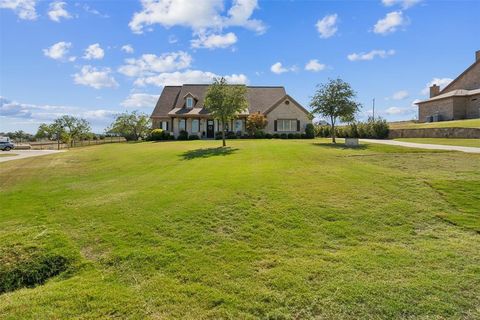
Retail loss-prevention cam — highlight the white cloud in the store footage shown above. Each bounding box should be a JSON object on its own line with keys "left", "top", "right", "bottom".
{"left": 43, "top": 41, "right": 73, "bottom": 60}
{"left": 48, "top": 1, "right": 71, "bottom": 22}
{"left": 129, "top": 0, "right": 265, "bottom": 34}
{"left": 392, "top": 90, "right": 409, "bottom": 100}
{"left": 80, "top": 3, "right": 109, "bottom": 18}
{"left": 373, "top": 11, "right": 406, "bottom": 34}
{"left": 168, "top": 35, "right": 178, "bottom": 44}
{"left": 191, "top": 32, "right": 237, "bottom": 49}
{"left": 73, "top": 65, "right": 118, "bottom": 89}
{"left": 385, "top": 106, "right": 415, "bottom": 116}
{"left": 347, "top": 49, "right": 395, "bottom": 61}
{"left": 0, "top": 96, "right": 117, "bottom": 123}
{"left": 421, "top": 78, "right": 453, "bottom": 95}
{"left": 270, "top": 62, "right": 297, "bottom": 74}
{"left": 83, "top": 43, "right": 105, "bottom": 60}
{"left": 118, "top": 51, "right": 192, "bottom": 77}
{"left": 121, "top": 93, "right": 159, "bottom": 108}
{"left": 315, "top": 14, "right": 338, "bottom": 38}
{"left": 305, "top": 59, "right": 326, "bottom": 72}
{"left": 0, "top": 0, "right": 37, "bottom": 20}
{"left": 382, "top": 0, "right": 421, "bottom": 9}
{"left": 134, "top": 70, "right": 248, "bottom": 87}
{"left": 121, "top": 44, "right": 134, "bottom": 54}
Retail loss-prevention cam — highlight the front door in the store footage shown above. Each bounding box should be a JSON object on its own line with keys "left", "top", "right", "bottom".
{"left": 207, "top": 120, "right": 214, "bottom": 138}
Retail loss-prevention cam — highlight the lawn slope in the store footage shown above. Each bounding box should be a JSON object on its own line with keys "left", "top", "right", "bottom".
{"left": 0, "top": 140, "right": 479, "bottom": 319}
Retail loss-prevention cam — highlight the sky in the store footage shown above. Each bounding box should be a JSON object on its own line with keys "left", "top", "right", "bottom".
{"left": 1, "top": 0, "right": 479, "bottom": 133}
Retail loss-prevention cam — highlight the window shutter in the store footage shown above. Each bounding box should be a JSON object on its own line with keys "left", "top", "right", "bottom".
{"left": 274, "top": 120, "right": 277, "bottom": 131}
{"left": 166, "top": 121, "right": 169, "bottom": 131}
{"left": 297, "top": 120, "right": 300, "bottom": 131}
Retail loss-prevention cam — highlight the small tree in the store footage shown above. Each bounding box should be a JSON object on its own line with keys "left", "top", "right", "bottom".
{"left": 108, "top": 111, "right": 151, "bottom": 141}
{"left": 246, "top": 112, "right": 268, "bottom": 135}
{"left": 36, "top": 123, "right": 56, "bottom": 140}
{"left": 310, "top": 78, "right": 361, "bottom": 143}
{"left": 52, "top": 116, "right": 91, "bottom": 146}
{"left": 204, "top": 77, "right": 248, "bottom": 147}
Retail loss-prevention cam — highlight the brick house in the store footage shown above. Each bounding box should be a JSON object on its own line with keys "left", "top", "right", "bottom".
{"left": 416, "top": 50, "right": 480, "bottom": 122}
{"left": 150, "top": 84, "right": 311, "bottom": 138}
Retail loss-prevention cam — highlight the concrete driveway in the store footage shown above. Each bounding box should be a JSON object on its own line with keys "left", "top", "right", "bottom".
{"left": 0, "top": 150, "right": 65, "bottom": 163}
{"left": 361, "top": 139, "right": 480, "bottom": 154}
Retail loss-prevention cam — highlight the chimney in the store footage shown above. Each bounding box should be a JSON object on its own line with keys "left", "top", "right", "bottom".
{"left": 476, "top": 50, "right": 480, "bottom": 62}
{"left": 430, "top": 84, "right": 440, "bottom": 98}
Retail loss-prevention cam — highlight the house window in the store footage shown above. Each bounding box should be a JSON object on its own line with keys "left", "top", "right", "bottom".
{"left": 235, "top": 119, "right": 243, "bottom": 132}
{"left": 191, "top": 119, "right": 199, "bottom": 132}
{"left": 277, "top": 119, "right": 297, "bottom": 132}
{"left": 179, "top": 119, "right": 186, "bottom": 131}
{"left": 186, "top": 97, "right": 193, "bottom": 108}
{"left": 160, "top": 121, "right": 168, "bottom": 130}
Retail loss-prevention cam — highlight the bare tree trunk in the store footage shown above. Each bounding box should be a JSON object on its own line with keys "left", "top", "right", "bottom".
{"left": 330, "top": 116, "right": 336, "bottom": 143}
{"left": 221, "top": 119, "right": 226, "bottom": 147}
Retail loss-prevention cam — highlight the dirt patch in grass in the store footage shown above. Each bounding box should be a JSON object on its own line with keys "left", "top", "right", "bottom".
{"left": 0, "top": 226, "right": 79, "bottom": 294}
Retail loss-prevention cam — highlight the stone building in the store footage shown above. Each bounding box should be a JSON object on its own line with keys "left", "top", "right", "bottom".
{"left": 416, "top": 51, "right": 480, "bottom": 122}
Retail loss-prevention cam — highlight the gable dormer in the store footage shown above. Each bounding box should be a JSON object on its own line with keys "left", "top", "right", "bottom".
{"left": 183, "top": 92, "right": 197, "bottom": 109}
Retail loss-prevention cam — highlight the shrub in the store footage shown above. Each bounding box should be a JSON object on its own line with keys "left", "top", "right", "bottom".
{"left": 188, "top": 134, "right": 199, "bottom": 140}
{"left": 226, "top": 131, "right": 237, "bottom": 139}
{"left": 287, "top": 133, "right": 295, "bottom": 139}
{"left": 246, "top": 113, "right": 268, "bottom": 135}
{"left": 280, "top": 133, "right": 288, "bottom": 139}
{"left": 149, "top": 129, "right": 172, "bottom": 141}
{"left": 294, "top": 133, "right": 301, "bottom": 139}
{"left": 272, "top": 133, "right": 280, "bottom": 139}
{"left": 241, "top": 134, "right": 250, "bottom": 139}
{"left": 177, "top": 130, "right": 189, "bottom": 141}
{"left": 215, "top": 131, "right": 223, "bottom": 140}
{"left": 315, "top": 125, "right": 331, "bottom": 138}
{"left": 305, "top": 123, "right": 315, "bottom": 139}
{"left": 301, "top": 133, "right": 307, "bottom": 139}
{"left": 370, "top": 117, "right": 389, "bottom": 139}
{"left": 265, "top": 133, "right": 273, "bottom": 139}
{"left": 254, "top": 131, "right": 265, "bottom": 139}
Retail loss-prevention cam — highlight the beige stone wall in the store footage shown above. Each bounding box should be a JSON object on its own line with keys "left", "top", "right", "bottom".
{"left": 466, "top": 93, "right": 480, "bottom": 118}
{"left": 418, "top": 98, "right": 454, "bottom": 122}
{"left": 389, "top": 128, "right": 480, "bottom": 139}
{"left": 265, "top": 100, "right": 311, "bottom": 133}
{"left": 442, "top": 62, "right": 480, "bottom": 93}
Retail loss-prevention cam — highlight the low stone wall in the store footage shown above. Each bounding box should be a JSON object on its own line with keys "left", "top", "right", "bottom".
{"left": 388, "top": 128, "right": 480, "bottom": 139}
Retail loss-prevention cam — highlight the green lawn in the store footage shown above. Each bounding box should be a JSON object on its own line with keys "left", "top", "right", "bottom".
{"left": 0, "top": 153, "right": 17, "bottom": 157}
{"left": 389, "top": 118, "right": 480, "bottom": 129}
{"left": 0, "top": 140, "right": 479, "bottom": 319}
{"left": 395, "top": 138, "right": 480, "bottom": 148}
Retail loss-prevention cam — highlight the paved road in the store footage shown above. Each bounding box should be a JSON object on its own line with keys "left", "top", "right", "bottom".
{"left": 0, "top": 150, "right": 65, "bottom": 163}
{"left": 361, "top": 139, "right": 480, "bottom": 154}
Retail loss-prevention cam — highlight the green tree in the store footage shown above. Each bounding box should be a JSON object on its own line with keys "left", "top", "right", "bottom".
{"left": 52, "top": 116, "right": 91, "bottom": 146}
{"left": 204, "top": 77, "right": 248, "bottom": 147}
{"left": 35, "top": 123, "right": 56, "bottom": 140}
{"left": 107, "top": 111, "right": 151, "bottom": 141}
{"left": 310, "top": 78, "right": 361, "bottom": 143}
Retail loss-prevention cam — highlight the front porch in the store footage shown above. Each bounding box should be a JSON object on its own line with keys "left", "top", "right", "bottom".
{"left": 152, "top": 117, "right": 248, "bottom": 139}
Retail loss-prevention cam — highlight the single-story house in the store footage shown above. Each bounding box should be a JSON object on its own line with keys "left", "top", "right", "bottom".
{"left": 416, "top": 50, "right": 480, "bottom": 122}
{"left": 150, "top": 84, "right": 311, "bottom": 138}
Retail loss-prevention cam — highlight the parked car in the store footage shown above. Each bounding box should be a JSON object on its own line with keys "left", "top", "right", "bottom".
{"left": 0, "top": 140, "right": 15, "bottom": 151}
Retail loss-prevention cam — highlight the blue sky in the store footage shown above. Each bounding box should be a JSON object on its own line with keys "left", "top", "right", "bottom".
{"left": 1, "top": 0, "right": 479, "bottom": 133}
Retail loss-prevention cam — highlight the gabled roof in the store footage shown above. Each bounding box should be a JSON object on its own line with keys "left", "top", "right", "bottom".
{"left": 264, "top": 94, "right": 311, "bottom": 116}
{"left": 439, "top": 56, "right": 480, "bottom": 94}
{"left": 416, "top": 88, "right": 480, "bottom": 104}
{"left": 151, "top": 84, "right": 289, "bottom": 118}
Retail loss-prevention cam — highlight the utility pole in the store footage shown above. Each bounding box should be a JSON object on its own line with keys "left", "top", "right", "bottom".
{"left": 372, "top": 98, "right": 375, "bottom": 121}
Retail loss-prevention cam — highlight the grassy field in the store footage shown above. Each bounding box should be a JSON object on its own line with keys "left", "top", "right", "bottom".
{"left": 395, "top": 138, "right": 480, "bottom": 148}
{"left": 0, "top": 153, "right": 17, "bottom": 157}
{"left": 0, "top": 140, "right": 479, "bottom": 319}
{"left": 389, "top": 118, "right": 480, "bottom": 129}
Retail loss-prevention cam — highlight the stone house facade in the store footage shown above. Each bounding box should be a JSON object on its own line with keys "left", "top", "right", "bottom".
{"left": 150, "top": 84, "right": 311, "bottom": 138}
{"left": 416, "top": 50, "right": 480, "bottom": 122}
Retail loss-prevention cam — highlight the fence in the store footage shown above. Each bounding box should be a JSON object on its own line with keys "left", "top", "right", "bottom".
{"left": 25, "top": 137, "right": 127, "bottom": 150}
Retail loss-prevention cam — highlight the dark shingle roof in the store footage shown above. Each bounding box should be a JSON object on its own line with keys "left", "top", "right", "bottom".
{"left": 151, "top": 85, "right": 287, "bottom": 117}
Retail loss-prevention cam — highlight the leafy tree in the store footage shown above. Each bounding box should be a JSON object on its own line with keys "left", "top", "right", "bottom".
{"left": 36, "top": 123, "right": 56, "bottom": 140}
{"left": 52, "top": 116, "right": 91, "bottom": 146}
{"left": 107, "top": 111, "right": 151, "bottom": 141}
{"left": 204, "top": 77, "right": 248, "bottom": 147}
{"left": 246, "top": 112, "right": 268, "bottom": 135}
{"left": 310, "top": 78, "right": 361, "bottom": 143}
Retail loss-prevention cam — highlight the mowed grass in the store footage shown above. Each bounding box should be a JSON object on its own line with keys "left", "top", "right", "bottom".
{"left": 0, "top": 139, "right": 479, "bottom": 319}
{"left": 0, "top": 153, "right": 17, "bottom": 157}
{"left": 395, "top": 138, "right": 480, "bottom": 148}
{"left": 389, "top": 118, "right": 480, "bottom": 129}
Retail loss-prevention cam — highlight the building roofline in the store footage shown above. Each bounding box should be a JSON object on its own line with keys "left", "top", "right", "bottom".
{"left": 439, "top": 58, "right": 480, "bottom": 94}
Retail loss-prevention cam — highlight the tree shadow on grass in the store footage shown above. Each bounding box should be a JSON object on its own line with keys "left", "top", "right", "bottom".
{"left": 180, "top": 147, "right": 238, "bottom": 160}
{"left": 312, "top": 142, "right": 368, "bottom": 150}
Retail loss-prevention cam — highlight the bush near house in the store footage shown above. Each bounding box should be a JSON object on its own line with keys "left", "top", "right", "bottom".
{"left": 316, "top": 118, "right": 390, "bottom": 139}
{"left": 177, "top": 130, "right": 189, "bottom": 141}
{"left": 149, "top": 129, "right": 173, "bottom": 141}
